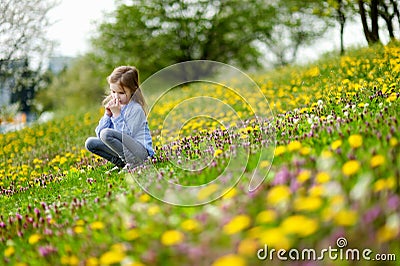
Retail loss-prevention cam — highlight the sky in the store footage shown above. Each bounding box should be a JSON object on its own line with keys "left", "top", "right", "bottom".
{"left": 47, "top": 0, "right": 116, "bottom": 57}
{"left": 46, "top": 0, "right": 370, "bottom": 62}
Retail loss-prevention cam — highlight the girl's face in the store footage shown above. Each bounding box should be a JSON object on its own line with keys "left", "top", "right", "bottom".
{"left": 110, "top": 83, "right": 133, "bottom": 105}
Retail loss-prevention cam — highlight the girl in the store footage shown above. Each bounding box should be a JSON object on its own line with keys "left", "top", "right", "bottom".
{"left": 85, "top": 66, "right": 154, "bottom": 173}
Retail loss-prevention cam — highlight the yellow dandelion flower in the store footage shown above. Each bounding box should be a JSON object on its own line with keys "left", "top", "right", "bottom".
{"left": 99, "top": 249, "right": 125, "bottom": 265}
{"left": 247, "top": 226, "right": 263, "bottom": 239}
{"left": 377, "top": 225, "right": 399, "bottom": 243}
{"left": 316, "top": 172, "right": 330, "bottom": 183}
{"left": 139, "top": 193, "right": 151, "bottom": 202}
{"left": 181, "top": 219, "right": 200, "bottom": 232}
{"left": 321, "top": 150, "right": 333, "bottom": 158}
{"left": 309, "top": 185, "right": 325, "bottom": 197}
{"left": 266, "top": 185, "right": 291, "bottom": 205}
{"left": 259, "top": 160, "right": 270, "bottom": 169}
{"left": 293, "top": 196, "right": 323, "bottom": 212}
{"left": 222, "top": 188, "right": 237, "bottom": 199}
{"left": 287, "top": 141, "right": 302, "bottom": 152}
{"left": 4, "top": 246, "right": 15, "bottom": 257}
{"left": 125, "top": 228, "right": 140, "bottom": 241}
{"left": 161, "top": 230, "right": 184, "bottom": 246}
{"left": 389, "top": 137, "right": 398, "bottom": 147}
{"left": 342, "top": 160, "right": 360, "bottom": 176}
{"left": 373, "top": 179, "right": 387, "bottom": 192}
{"left": 300, "top": 146, "right": 311, "bottom": 155}
{"left": 223, "top": 215, "right": 251, "bottom": 235}
{"left": 386, "top": 176, "right": 396, "bottom": 189}
{"left": 86, "top": 257, "right": 99, "bottom": 266}
{"left": 259, "top": 228, "right": 291, "bottom": 250}
{"left": 370, "top": 155, "right": 385, "bottom": 168}
{"left": 73, "top": 226, "right": 84, "bottom": 234}
{"left": 61, "top": 255, "right": 79, "bottom": 266}
{"left": 281, "top": 215, "right": 319, "bottom": 237}
{"left": 214, "top": 149, "right": 223, "bottom": 157}
{"left": 197, "top": 184, "right": 219, "bottom": 201}
{"left": 237, "top": 238, "right": 259, "bottom": 256}
{"left": 386, "top": 92, "right": 397, "bottom": 102}
{"left": 255, "top": 210, "right": 277, "bottom": 224}
{"left": 348, "top": 134, "right": 363, "bottom": 148}
{"left": 212, "top": 254, "right": 246, "bottom": 266}
{"left": 147, "top": 205, "right": 160, "bottom": 216}
{"left": 130, "top": 262, "right": 146, "bottom": 266}
{"left": 28, "top": 234, "right": 41, "bottom": 245}
{"left": 374, "top": 177, "right": 395, "bottom": 192}
{"left": 331, "top": 139, "right": 342, "bottom": 150}
{"left": 90, "top": 221, "right": 104, "bottom": 230}
{"left": 334, "top": 210, "right": 358, "bottom": 226}
{"left": 297, "top": 170, "right": 311, "bottom": 183}
{"left": 274, "top": 145, "right": 286, "bottom": 156}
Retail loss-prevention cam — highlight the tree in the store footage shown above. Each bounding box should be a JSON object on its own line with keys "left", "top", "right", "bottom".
{"left": 377, "top": 0, "right": 400, "bottom": 40}
{"left": 260, "top": 0, "right": 333, "bottom": 66}
{"left": 358, "top": 0, "right": 381, "bottom": 44}
{"left": 91, "top": 0, "right": 278, "bottom": 79}
{"left": 357, "top": 0, "right": 400, "bottom": 45}
{"left": 0, "top": 0, "right": 58, "bottom": 110}
{"left": 0, "top": 0, "right": 57, "bottom": 63}
{"left": 36, "top": 54, "right": 105, "bottom": 113}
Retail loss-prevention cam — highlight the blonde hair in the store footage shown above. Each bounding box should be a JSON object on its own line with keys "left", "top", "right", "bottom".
{"left": 103, "top": 66, "right": 148, "bottom": 114}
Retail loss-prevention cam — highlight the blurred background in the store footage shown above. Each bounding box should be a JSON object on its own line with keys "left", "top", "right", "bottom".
{"left": 1, "top": 0, "right": 399, "bottom": 132}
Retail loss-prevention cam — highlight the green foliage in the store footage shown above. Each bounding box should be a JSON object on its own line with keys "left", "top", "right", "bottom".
{"left": 92, "top": 0, "right": 277, "bottom": 79}
{"left": 37, "top": 54, "right": 106, "bottom": 114}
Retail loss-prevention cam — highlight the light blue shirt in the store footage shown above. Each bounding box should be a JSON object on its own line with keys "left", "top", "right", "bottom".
{"left": 95, "top": 100, "right": 155, "bottom": 157}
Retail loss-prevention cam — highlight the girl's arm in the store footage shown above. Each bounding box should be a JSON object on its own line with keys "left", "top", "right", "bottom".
{"left": 111, "top": 102, "right": 144, "bottom": 137}
{"left": 95, "top": 113, "right": 112, "bottom": 137}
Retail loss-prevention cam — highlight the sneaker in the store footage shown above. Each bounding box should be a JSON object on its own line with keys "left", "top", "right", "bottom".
{"left": 118, "top": 163, "right": 132, "bottom": 174}
{"left": 105, "top": 166, "right": 120, "bottom": 175}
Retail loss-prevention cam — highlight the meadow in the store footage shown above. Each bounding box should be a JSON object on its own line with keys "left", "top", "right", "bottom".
{"left": 0, "top": 42, "right": 399, "bottom": 265}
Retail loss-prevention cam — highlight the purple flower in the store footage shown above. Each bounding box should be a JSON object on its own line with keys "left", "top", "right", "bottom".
{"left": 388, "top": 195, "right": 400, "bottom": 210}
{"left": 272, "top": 166, "right": 290, "bottom": 185}
{"left": 38, "top": 245, "right": 57, "bottom": 257}
{"left": 363, "top": 206, "right": 381, "bottom": 223}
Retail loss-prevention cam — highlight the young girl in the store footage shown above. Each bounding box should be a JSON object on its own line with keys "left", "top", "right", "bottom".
{"left": 85, "top": 66, "right": 154, "bottom": 172}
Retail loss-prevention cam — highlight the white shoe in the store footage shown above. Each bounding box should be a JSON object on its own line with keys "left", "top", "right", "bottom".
{"left": 119, "top": 163, "right": 132, "bottom": 174}
{"left": 105, "top": 166, "right": 120, "bottom": 175}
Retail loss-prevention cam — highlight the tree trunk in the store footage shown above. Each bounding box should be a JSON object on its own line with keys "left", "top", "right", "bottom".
{"left": 337, "top": 0, "right": 346, "bottom": 55}
{"left": 370, "top": 0, "right": 380, "bottom": 43}
{"left": 378, "top": 1, "right": 395, "bottom": 39}
{"left": 390, "top": 0, "right": 400, "bottom": 30}
{"left": 358, "top": 0, "right": 380, "bottom": 44}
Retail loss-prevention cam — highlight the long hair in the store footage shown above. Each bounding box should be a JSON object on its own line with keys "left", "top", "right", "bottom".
{"left": 103, "top": 66, "right": 148, "bottom": 115}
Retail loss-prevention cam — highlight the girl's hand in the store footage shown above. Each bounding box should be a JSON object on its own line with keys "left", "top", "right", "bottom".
{"left": 105, "top": 107, "right": 112, "bottom": 117}
{"left": 108, "top": 98, "right": 121, "bottom": 118}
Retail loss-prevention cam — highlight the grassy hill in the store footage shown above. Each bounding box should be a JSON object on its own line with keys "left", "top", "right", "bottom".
{"left": 0, "top": 42, "right": 399, "bottom": 265}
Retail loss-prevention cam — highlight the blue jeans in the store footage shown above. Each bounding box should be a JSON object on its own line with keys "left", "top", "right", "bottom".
{"left": 85, "top": 128, "right": 149, "bottom": 168}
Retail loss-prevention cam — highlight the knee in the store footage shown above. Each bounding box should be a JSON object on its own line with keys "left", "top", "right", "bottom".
{"left": 85, "top": 137, "right": 98, "bottom": 152}
{"left": 99, "top": 128, "right": 114, "bottom": 142}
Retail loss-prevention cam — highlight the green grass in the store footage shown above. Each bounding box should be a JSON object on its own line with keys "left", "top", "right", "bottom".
{"left": 1, "top": 42, "right": 399, "bottom": 265}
